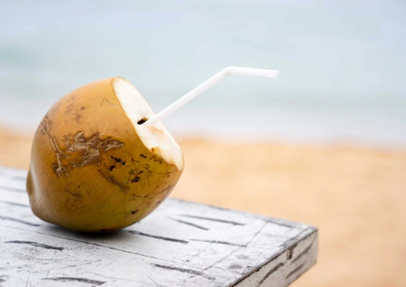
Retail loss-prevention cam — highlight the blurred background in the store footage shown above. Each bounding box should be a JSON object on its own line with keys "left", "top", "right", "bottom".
{"left": 1, "top": 0, "right": 406, "bottom": 286}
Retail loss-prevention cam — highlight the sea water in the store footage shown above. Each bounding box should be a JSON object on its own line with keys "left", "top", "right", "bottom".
{"left": 1, "top": 0, "right": 405, "bottom": 146}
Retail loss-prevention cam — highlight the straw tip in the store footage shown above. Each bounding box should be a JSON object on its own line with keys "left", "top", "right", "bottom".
{"left": 222, "top": 66, "right": 279, "bottom": 79}
{"left": 258, "top": 68, "right": 279, "bottom": 79}
{"left": 272, "top": 70, "right": 280, "bottom": 78}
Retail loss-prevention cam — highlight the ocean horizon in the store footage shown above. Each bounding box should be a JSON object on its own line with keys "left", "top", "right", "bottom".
{"left": 1, "top": 0, "right": 405, "bottom": 147}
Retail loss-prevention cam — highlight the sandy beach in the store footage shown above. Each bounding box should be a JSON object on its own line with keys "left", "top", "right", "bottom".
{"left": 1, "top": 126, "right": 405, "bottom": 287}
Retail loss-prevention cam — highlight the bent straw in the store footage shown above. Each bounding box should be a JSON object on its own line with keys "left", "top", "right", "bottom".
{"left": 142, "top": 66, "right": 279, "bottom": 126}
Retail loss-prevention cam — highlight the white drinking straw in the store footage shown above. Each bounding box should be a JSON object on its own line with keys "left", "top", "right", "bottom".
{"left": 142, "top": 66, "right": 279, "bottom": 126}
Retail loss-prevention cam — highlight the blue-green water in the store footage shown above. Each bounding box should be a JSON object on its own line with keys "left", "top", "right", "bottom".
{"left": 1, "top": 0, "right": 406, "bottom": 146}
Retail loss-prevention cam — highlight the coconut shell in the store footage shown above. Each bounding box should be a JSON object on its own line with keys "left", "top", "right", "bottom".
{"left": 27, "top": 78, "right": 183, "bottom": 232}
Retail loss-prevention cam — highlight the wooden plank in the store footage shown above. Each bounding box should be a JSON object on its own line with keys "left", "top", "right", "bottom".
{"left": 0, "top": 166, "right": 318, "bottom": 287}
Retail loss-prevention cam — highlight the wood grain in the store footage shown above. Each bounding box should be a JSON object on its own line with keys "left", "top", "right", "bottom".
{"left": 0, "top": 166, "right": 318, "bottom": 287}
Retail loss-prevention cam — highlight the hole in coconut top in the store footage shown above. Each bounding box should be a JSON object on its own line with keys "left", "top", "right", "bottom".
{"left": 113, "top": 77, "right": 184, "bottom": 171}
{"left": 137, "top": 118, "right": 148, "bottom": 125}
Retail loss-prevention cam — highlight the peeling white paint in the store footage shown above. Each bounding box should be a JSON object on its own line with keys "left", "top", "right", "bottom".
{"left": 0, "top": 166, "right": 318, "bottom": 287}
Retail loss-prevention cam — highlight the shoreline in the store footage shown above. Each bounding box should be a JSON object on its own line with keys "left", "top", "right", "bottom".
{"left": 2, "top": 123, "right": 406, "bottom": 153}
{"left": 2, "top": 101, "right": 406, "bottom": 149}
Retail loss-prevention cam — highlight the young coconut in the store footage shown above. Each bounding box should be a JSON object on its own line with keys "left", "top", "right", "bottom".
{"left": 27, "top": 77, "right": 184, "bottom": 232}
{"left": 27, "top": 67, "right": 278, "bottom": 232}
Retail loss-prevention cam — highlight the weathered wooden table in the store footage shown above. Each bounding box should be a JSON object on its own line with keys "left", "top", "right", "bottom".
{"left": 0, "top": 166, "right": 318, "bottom": 287}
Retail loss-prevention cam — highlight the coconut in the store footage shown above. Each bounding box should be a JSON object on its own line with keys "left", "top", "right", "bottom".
{"left": 27, "top": 77, "right": 183, "bottom": 232}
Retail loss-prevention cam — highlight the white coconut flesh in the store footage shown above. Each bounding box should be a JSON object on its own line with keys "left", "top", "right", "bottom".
{"left": 113, "top": 77, "right": 184, "bottom": 171}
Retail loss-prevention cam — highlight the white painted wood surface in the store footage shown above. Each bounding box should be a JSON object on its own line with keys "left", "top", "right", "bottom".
{"left": 0, "top": 166, "right": 318, "bottom": 287}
